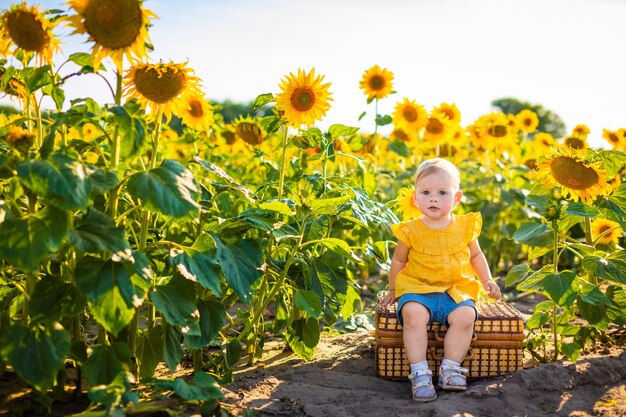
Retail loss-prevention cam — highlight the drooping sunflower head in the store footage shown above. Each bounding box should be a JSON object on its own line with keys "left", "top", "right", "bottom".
{"left": 571, "top": 124, "right": 590, "bottom": 139}
{"left": 0, "top": 3, "right": 61, "bottom": 66}
{"left": 233, "top": 115, "right": 266, "bottom": 146}
{"left": 123, "top": 61, "right": 202, "bottom": 121}
{"left": 4, "top": 124, "right": 35, "bottom": 154}
{"left": 390, "top": 127, "right": 412, "bottom": 142}
{"left": 563, "top": 135, "right": 588, "bottom": 153}
{"left": 516, "top": 109, "right": 539, "bottom": 134}
{"left": 533, "top": 132, "right": 556, "bottom": 150}
{"left": 180, "top": 95, "right": 214, "bottom": 132}
{"left": 66, "top": 0, "right": 157, "bottom": 71}
{"left": 591, "top": 218, "right": 622, "bottom": 246}
{"left": 602, "top": 128, "right": 626, "bottom": 151}
{"left": 537, "top": 150, "right": 612, "bottom": 203}
{"left": 395, "top": 186, "right": 421, "bottom": 221}
{"left": 392, "top": 98, "right": 427, "bottom": 133}
{"left": 275, "top": 68, "right": 333, "bottom": 127}
{"left": 433, "top": 102, "right": 461, "bottom": 125}
{"left": 359, "top": 64, "right": 394, "bottom": 101}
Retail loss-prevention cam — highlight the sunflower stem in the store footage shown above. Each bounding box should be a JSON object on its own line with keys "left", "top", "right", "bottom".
{"left": 108, "top": 72, "right": 123, "bottom": 219}
{"left": 551, "top": 226, "right": 560, "bottom": 361}
{"left": 583, "top": 217, "right": 598, "bottom": 285}
{"left": 278, "top": 125, "right": 289, "bottom": 200}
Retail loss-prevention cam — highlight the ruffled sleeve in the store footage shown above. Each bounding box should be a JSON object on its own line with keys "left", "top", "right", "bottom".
{"left": 463, "top": 212, "right": 482, "bottom": 244}
{"left": 391, "top": 221, "right": 414, "bottom": 249}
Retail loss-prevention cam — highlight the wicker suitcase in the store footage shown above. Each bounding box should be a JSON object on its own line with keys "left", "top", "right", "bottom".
{"left": 375, "top": 291, "right": 524, "bottom": 380}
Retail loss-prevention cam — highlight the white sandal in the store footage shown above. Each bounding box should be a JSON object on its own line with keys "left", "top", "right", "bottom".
{"left": 408, "top": 369, "right": 437, "bottom": 402}
{"left": 438, "top": 364, "right": 468, "bottom": 391}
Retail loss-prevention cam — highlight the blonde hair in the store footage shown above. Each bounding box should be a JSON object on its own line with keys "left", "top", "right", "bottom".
{"left": 414, "top": 158, "right": 461, "bottom": 189}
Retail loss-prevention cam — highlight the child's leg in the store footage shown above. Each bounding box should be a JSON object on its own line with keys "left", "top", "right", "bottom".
{"left": 440, "top": 305, "right": 475, "bottom": 390}
{"left": 401, "top": 301, "right": 436, "bottom": 402}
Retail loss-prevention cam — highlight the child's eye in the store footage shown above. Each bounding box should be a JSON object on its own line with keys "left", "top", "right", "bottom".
{"left": 440, "top": 191, "right": 447, "bottom": 195}
{"left": 422, "top": 191, "right": 429, "bottom": 195}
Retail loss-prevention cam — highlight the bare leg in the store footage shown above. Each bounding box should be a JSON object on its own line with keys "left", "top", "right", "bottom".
{"left": 443, "top": 305, "right": 475, "bottom": 362}
{"left": 401, "top": 301, "right": 430, "bottom": 363}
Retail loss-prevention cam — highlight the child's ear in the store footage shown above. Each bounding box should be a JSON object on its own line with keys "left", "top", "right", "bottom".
{"left": 454, "top": 190, "right": 463, "bottom": 206}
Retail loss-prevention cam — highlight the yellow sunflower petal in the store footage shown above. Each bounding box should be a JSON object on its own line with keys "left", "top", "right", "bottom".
{"left": 274, "top": 68, "right": 333, "bottom": 127}
{"left": 359, "top": 65, "right": 394, "bottom": 101}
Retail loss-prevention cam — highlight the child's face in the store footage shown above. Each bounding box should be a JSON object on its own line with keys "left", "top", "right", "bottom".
{"left": 413, "top": 171, "right": 462, "bottom": 223}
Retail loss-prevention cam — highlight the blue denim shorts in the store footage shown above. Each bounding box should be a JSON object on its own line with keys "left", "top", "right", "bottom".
{"left": 396, "top": 292, "right": 477, "bottom": 326}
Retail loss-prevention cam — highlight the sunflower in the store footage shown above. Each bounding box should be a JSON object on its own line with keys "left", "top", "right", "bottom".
{"left": 395, "top": 186, "right": 421, "bottom": 221}
{"left": 123, "top": 61, "right": 202, "bottom": 121}
{"left": 390, "top": 127, "right": 412, "bottom": 142}
{"left": 275, "top": 68, "right": 332, "bottom": 128}
{"left": 591, "top": 218, "right": 622, "bottom": 246}
{"left": 474, "top": 112, "right": 514, "bottom": 148}
{"left": 433, "top": 102, "right": 461, "bottom": 125}
{"left": 423, "top": 113, "right": 452, "bottom": 144}
{"left": 571, "top": 124, "right": 590, "bottom": 139}
{"left": 392, "top": 98, "right": 427, "bottom": 133}
{"left": 81, "top": 122, "right": 100, "bottom": 141}
{"left": 516, "top": 109, "right": 539, "bottom": 133}
{"left": 233, "top": 116, "right": 266, "bottom": 145}
{"left": 533, "top": 132, "right": 556, "bottom": 150}
{"left": 180, "top": 95, "right": 213, "bottom": 132}
{"left": 359, "top": 65, "right": 394, "bottom": 101}
{"left": 536, "top": 150, "right": 611, "bottom": 203}
{"left": 602, "top": 128, "right": 626, "bottom": 151}
{"left": 66, "top": 0, "right": 157, "bottom": 71}
{"left": 563, "top": 135, "right": 588, "bottom": 153}
{"left": 0, "top": 3, "right": 61, "bottom": 66}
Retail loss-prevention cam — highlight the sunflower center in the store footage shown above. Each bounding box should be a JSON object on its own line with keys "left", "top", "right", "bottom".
{"left": 427, "top": 118, "right": 443, "bottom": 134}
{"left": 550, "top": 156, "right": 599, "bottom": 190}
{"left": 188, "top": 99, "right": 204, "bottom": 117}
{"left": 369, "top": 75, "right": 385, "bottom": 91}
{"left": 402, "top": 107, "right": 418, "bottom": 122}
{"left": 83, "top": 0, "right": 143, "bottom": 50}
{"left": 133, "top": 66, "right": 187, "bottom": 104}
{"left": 6, "top": 10, "right": 49, "bottom": 52}
{"left": 236, "top": 122, "right": 264, "bottom": 145}
{"left": 488, "top": 125, "right": 508, "bottom": 138}
{"left": 523, "top": 118, "right": 532, "bottom": 127}
{"left": 598, "top": 225, "right": 611, "bottom": 234}
{"left": 607, "top": 133, "right": 619, "bottom": 144}
{"left": 290, "top": 88, "right": 315, "bottom": 112}
{"left": 566, "top": 137, "right": 586, "bottom": 149}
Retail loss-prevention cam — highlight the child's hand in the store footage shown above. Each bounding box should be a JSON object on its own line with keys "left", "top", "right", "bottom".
{"left": 483, "top": 280, "right": 501, "bottom": 300}
{"left": 381, "top": 290, "right": 396, "bottom": 307}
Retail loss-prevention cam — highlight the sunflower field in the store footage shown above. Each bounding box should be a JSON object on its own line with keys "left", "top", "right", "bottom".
{"left": 1, "top": 1, "right": 626, "bottom": 416}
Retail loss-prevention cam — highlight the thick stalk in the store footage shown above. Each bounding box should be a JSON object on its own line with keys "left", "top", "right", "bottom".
{"left": 108, "top": 72, "right": 123, "bottom": 219}
{"left": 551, "top": 227, "right": 560, "bottom": 361}
{"left": 277, "top": 126, "right": 289, "bottom": 200}
{"left": 583, "top": 217, "right": 597, "bottom": 285}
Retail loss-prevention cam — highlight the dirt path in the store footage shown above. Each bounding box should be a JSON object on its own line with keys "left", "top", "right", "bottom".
{"left": 222, "top": 332, "right": 626, "bottom": 417}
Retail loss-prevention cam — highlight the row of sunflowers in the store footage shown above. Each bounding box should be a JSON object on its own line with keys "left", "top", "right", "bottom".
{"left": 0, "top": 1, "right": 625, "bottom": 415}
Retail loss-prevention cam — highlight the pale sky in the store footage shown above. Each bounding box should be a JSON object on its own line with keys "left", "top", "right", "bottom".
{"left": 3, "top": 0, "right": 626, "bottom": 148}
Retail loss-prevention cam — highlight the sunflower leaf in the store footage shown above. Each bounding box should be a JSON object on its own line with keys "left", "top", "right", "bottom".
{"left": 252, "top": 93, "right": 273, "bottom": 112}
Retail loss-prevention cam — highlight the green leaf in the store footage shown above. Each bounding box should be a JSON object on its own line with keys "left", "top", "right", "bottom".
{"left": 86, "top": 165, "right": 120, "bottom": 195}
{"left": 184, "top": 299, "right": 227, "bottom": 350}
{"left": 577, "top": 296, "right": 607, "bottom": 325}
{"left": 525, "top": 194, "right": 549, "bottom": 212}
{"left": 136, "top": 325, "right": 164, "bottom": 380}
{"left": 84, "top": 342, "right": 131, "bottom": 386}
{"left": 310, "top": 195, "right": 351, "bottom": 211}
{"left": 110, "top": 103, "right": 147, "bottom": 161}
{"left": 339, "top": 285, "right": 361, "bottom": 319}
{"left": 75, "top": 256, "right": 141, "bottom": 310}
{"left": 516, "top": 264, "right": 554, "bottom": 292}
{"left": 68, "top": 207, "right": 130, "bottom": 254}
{"left": 374, "top": 114, "right": 392, "bottom": 126}
{"left": 505, "top": 263, "right": 532, "bottom": 288}
{"left": 90, "top": 286, "right": 135, "bottom": 336}
{"left": 258, "top": 201, "right": 293, "bottom": 216}
{"left": 127, "top": 159, "right": 200, "bottom": 218}
{"left": 565, "top": 202, "right": 600, "bottom": 217}
{"left": 172, "top": 372, "right": 223, "bottom": 401}
{"left": 387, "top": 140, "right": 410, "bottom": 157}
{"left": 512, "top": 222, "right": 553, "bottom": 247}
{"left": 606, "top": 285, "right": 626, "bottom": 326}
{"left": 169, "top": 248, "right": 222, "bottom": 296}
{"left": 24, "top": 65, "right": 52, "bottom": 93}
{"left": 582, "top": 250, "right": 626, "bottom": 284}
{"left": 0, "top": 206, "right": 68, "bottom": 272}
{"left": 225, "top": 339, "right": 242, "bottom": 368}
{"left": 598, "top": 150, "right": 626, "bottom": 177}
{"left": 150, "top": 276, "right": 200, "bottom": 334}
{"left": 328, "top": 124, "right": 359, "bottom": 139}
{"left": 599, "top": 183, "right": 626, "bottom": 226}
{"left": 1, "top": 323, "right": 70, "bottom": 391}
{"left": 259, "top": 115, "right": 285, "bottom": 135}
{"left": 212, "top": 237, "right": 264, "bottom": 304}
{"left": 30, "top": 277, "right": 86, "bottom": 324}
{"left": 17, "top": 153, "right": 90, "bottom": 210}
{"left": 542, "top": 271, "right": 577, "bottom": 307}
{"left": 286, "top": 318, "right": 319, "bottom": 360}
{"left": 525, "top": 309, "right": 550, "bottom": 330}
{"left": 560, "top": 342, "right": 581, "bottom": 363}
{"left": 317, "top": 237, "right": 352, "bottom": 258}
{"left": 294, "top": 289, "right": 322, "bottom": 318}
{"left": 251, "top": 93, "right": 273, "bottom": 112}
{"left": 163, "top": 323, "right": 184, "bottom": 373}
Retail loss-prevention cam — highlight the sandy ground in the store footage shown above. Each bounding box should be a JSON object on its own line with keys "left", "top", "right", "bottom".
{"left": 221, "top": 331, "right": 626, "bottom": 417}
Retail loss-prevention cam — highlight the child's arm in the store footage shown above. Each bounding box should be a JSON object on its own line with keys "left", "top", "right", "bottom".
{"left": 382, "top": 241, "right": 409, "bottom": 306}
{"left": 469, "top": 240, "right": 501, "bottom": 300}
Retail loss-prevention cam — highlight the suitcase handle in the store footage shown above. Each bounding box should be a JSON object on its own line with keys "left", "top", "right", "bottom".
{"left": 429, "top": 346, "right": 474, "bottom": 361}
{"left": 433, "top": 330, "right": 478, "bottom": 343}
